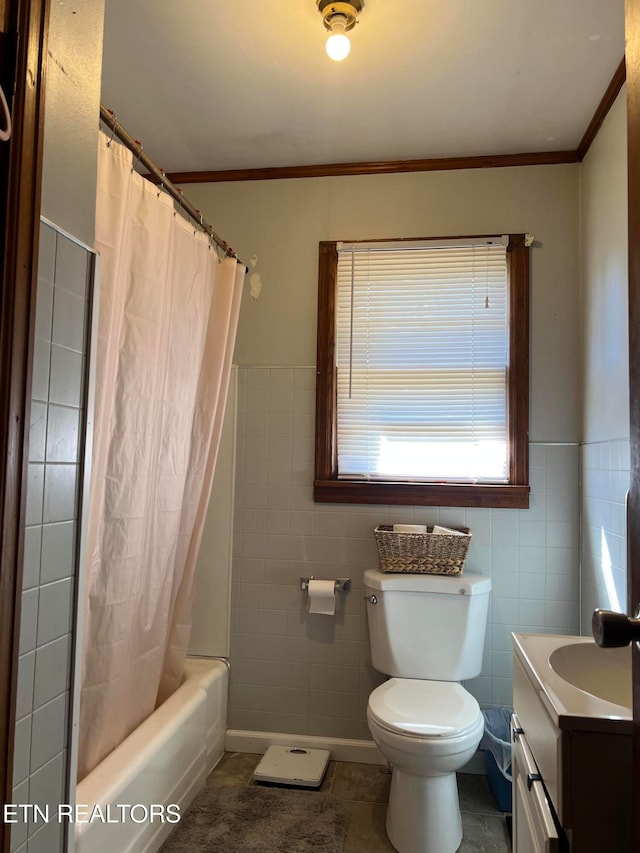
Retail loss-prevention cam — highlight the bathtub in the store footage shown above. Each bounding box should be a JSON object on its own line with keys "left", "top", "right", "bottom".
{"left": 75, "top": 657, "right": 228, "bottom": 853}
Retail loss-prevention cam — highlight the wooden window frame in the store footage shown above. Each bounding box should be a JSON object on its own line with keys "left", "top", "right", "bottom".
{"left": 314, "top": 234, "right": 530, "bottom": 509}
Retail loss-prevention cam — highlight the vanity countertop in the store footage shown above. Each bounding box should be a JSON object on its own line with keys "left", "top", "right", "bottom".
{"left": 512, "top": 632, "right": 632, "bottom": 734}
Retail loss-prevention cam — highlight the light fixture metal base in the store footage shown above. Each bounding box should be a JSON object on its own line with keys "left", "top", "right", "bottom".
{"left": 317, "top": 0, "right": 364, "bottom": 32}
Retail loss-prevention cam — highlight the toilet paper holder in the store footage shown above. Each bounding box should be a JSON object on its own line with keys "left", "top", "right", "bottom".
{"left": 300, "top": 576, "right": 351, "bottom": 592}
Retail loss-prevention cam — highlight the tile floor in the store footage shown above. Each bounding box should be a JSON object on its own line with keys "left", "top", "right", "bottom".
{"left": 202, "top": 752, "right": 511, "bottom": 852}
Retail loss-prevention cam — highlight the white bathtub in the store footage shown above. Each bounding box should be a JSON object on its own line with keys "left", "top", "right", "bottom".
{"left": 75, "top": 657, "right": 228, "bottom": 853}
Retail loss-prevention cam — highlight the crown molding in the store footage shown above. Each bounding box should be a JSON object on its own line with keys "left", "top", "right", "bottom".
{"left": 151, "top": 56, "right": 625, "bottom": 185}
{"left": 576, "top": 58, "right": 626, "bottom": 161}
{"left": 164, "top": 149, "right": 580, "bottom": 185}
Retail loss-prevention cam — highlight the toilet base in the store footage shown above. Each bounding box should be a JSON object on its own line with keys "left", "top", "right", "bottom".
{"left": 386, "top": 767, "right": 462, "bottom": 853}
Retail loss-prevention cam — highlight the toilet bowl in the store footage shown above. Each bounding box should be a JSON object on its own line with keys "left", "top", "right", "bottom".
{"left": 367, "top": 678, "right": 485, "bottom": 853}
{"left": 363, "top": 568, "right": 491, "bottom": 853}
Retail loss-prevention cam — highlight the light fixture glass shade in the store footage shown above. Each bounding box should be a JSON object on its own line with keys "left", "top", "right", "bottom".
{"left": 326, "top": 19, "right": 351, "bottom": 61}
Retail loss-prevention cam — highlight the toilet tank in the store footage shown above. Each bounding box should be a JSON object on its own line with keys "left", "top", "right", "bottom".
{"left": 364, "top": 569, "right": 491, "bottom": 681}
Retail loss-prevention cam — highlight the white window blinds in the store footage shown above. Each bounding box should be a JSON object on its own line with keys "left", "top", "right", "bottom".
{"left": 335, "top": 238, "right": 509, "bottom": 483}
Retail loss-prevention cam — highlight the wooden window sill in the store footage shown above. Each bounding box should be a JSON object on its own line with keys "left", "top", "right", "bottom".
{"left": 313, "top": 480, "right": 530, "bottom": 509}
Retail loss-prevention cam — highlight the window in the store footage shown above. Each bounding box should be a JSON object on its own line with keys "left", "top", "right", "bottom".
{"left": 314, "top": 235, "right": 530, "bottom": 508}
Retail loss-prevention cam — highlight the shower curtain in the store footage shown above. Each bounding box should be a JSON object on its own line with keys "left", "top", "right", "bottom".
{"left": 78, "top": 132, "right": 244, "bottom": 780}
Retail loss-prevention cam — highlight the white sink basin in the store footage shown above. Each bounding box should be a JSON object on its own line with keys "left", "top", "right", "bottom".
{"left": 549, "top": 642, "right": 632, "bottom": 709}
{"left": 513, "top": 633, "right": 632, "bottom": 729}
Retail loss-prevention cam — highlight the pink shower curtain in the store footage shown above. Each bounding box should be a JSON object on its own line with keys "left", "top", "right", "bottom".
{"left": 78, "top": 132, "right": 244, "bottom": 780}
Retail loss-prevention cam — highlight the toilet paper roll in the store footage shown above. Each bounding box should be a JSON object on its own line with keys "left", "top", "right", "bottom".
{"left": 307, "top": 579, "right": 336, "bottom": 616}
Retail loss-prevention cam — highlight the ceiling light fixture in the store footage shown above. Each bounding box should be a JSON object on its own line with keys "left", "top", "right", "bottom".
{"left": 317, "top": 1, "right": 364, "bottom": 62}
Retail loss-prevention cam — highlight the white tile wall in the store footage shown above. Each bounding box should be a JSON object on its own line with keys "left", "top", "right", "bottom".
{"left": 30, "top": 693, "right": 68, "bottom": 773}
{"left": 13, "top": 717, "right": 31, "bottom": 787}
{"left": 580, "top": 438, "right": 630, "bottom": 632}
{"left": 10, "top": 779, "right": 29, "bottom": 852}
{"left": 12, "top": 223, "right": 93, "bottom": 851}
{"left": 229, "top": 366, "right": 581, "bottom": 740}
{"left": 28, "top": 752, "right": 65, "bottom": 834}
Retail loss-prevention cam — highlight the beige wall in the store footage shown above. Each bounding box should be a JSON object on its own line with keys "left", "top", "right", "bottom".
{"left": 189, "top": 164, "right": 581, "bottom": 442}
{"left": 579, "top": 88, "right": 630, "bottom": 630}
{"left": 189, "top": 165, "right": 584, "bottom": 736}
{"left": 580, "top": 88, "right": 629, "bottom": 445}
{"left": 40, "top": 0, "right": 105, "bottom": 247}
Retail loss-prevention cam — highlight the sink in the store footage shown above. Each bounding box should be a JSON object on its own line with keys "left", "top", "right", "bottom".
{"left": 548, "top": 642, "right": 632, "bottom": 708}
{"left": 513, "top": 632, "right": 632, "bottom": 728}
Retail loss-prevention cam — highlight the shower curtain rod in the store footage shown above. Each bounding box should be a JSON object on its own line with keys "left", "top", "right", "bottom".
{"left": 100, "top": 104, "right": 243, "bottom": 265}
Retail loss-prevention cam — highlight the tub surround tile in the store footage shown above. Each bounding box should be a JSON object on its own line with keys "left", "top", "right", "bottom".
{"left": 13, "top": 718, "right": 33, "bottom": 790}
{"left": 30, "top": 693, "right": 68, "bottom": 773}
{"left": 48, "top": 346, "right": 83, "bottom": 408}
{"left": 29, "top": 403, "right": 48, "bottom": 464}
{"left": 36, "top": 579, "right": 73, "bottom": 647}
{"left": 10, "top": 779, "right": 29, "bottom": 852}
{"left": 31, "top": 339, "right": 51, "bottom": 404}
{"left": 22, "top": 526, "right": 42, "bottom": 591}
{"left": 22, "top": 818, "right": 64, "bottom": 853}
{"left": 52, "top": 289, "right": 86, "bottom": 353}
{"left": 13, "top": 228, "right": 93, "bottom": 853}
{"left": 40, "top": 522, "right": 75, "bottom": 584}
{"left": 28, "top": 751, "right": 65, "bottom": 836}
{"left": 25, "top": 465, "right": 45, "bottom": 527}
{"left": 54, "top": 234, "right": 88, "bottom": 298}
{"left": 45, "top": 406, "right": 80, "bottom": 464}
{"left": 19, "top": 590, "right": 39, "bottom": 656}
{"left": 33, "top": 635, "right": 71, "bottom": 710}
{"left": 34, "top": 282, "right": 54, "bottom": 343}
{"left": 15, "top": 652, "right": 36, "bottom": 722}
{"left": 43, "top": 465, "right": 77, "bottom": 524}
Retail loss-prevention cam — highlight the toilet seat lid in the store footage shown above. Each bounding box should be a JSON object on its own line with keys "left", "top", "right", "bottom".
{"left": 368, "top": 678, "right": 482, "bottom": 738}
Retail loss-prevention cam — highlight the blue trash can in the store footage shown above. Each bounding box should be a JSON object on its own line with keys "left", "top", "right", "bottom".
{"left": 480, "top": 708, "right": 512, "bottom": 812}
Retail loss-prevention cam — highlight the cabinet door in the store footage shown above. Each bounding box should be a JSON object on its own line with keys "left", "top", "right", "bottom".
{"left": 512, "top": 714, "right": 561, "bottom": 853}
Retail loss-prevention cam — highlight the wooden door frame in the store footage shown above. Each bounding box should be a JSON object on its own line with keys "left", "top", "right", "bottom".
{"left": 0, "top": 1, "right": 49, "bottom": 851}
{"left": 627, "top": 1, "right": 640, "bottom": 849}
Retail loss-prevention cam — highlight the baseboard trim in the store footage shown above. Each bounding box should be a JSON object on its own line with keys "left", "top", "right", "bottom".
{"left": 225, "top": 729, "right": 486, "bottom": 774}
{"left": 225, "top": 730, "right": 385, "bottom": 765}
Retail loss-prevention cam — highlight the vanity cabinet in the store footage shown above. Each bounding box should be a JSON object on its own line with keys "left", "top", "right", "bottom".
{"left": 511, "top": 713, "right": 560, "bottom": 853}
{"left": 512, "top": 634, "right": 632, "bottom": 853}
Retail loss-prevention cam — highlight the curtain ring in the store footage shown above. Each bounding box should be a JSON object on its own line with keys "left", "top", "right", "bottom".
{"left": 174, "top": 188, "right": 183, "bottom": 217}
{"left": 157, "top": 170, "right": 165, "bottom": 198}
{"left": 106, "top": 110, "right": 117, "bottom": 147}
{"left": 131, "top": 141, "right": 143, "bottom": 173}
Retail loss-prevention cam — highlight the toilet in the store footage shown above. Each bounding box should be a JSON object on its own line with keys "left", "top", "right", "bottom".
{"left": 364, "top": 569, "right": 491, "bottom": 853}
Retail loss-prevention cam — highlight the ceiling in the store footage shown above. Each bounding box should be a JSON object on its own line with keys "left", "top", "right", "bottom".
{"left": 100, "top": 0, "right": 625, "bottom": 174}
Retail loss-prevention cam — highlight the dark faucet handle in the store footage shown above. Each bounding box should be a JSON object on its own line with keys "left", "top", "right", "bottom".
{"left": 592, "top": 608, "right": 640, "bottom": 648}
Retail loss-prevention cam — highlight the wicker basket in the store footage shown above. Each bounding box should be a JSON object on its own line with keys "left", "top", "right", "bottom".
{"left": 374, "top": 524, "right": 472, "bottom": 575}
